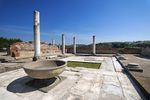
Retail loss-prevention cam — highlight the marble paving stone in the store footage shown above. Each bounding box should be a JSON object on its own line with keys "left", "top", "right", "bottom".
{"left": 0, "top": 56, "right": 142, "bottom": 100}
{"left": 100, "top": 84, "right": 124, "bottom": 100}
{"left": 112, "top": 57, "right": 123, "bottom": 72}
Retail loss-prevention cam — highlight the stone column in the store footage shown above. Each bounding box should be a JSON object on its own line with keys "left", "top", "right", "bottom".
{"left": 62, "top": 33, "right": 65, "bottom": 54}
{"left": 33, "top": 10, "right": 41, "bottom": 61}
{"left": 73, "top": 36, "right": 76, "bottom": 54}
{"left": 92, "top": 35, "right": 96, "bottom": 55}
{"left": 58, "top": 44, "right": 61, "bottom": 49}
{"left": 52, "top": 40, "right": 55, "bottom": 45}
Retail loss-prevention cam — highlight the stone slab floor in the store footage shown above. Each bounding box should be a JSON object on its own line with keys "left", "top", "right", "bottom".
{"left": 0, "top": 56, "right": 144, "bottom": 100}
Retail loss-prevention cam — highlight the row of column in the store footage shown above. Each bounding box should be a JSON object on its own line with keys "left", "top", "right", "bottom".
{"left": 33, "top": 10, "right": 96, "bottom": 61}
{"left": 61, "top": 34, "right": 96, "bottom": 55}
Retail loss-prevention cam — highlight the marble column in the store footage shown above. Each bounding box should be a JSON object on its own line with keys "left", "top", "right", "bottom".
{"left": 33, "top": 10, "right": 40, "bottom": 61}
{"left": 93, "top": 35, "right": 96, "bottom": 55}
{"left": 73, "top": 36, "right": 76, "bottom": 54}
{"left": 58, "top": 44, "right": 61, "bottom": 49}
{"left": 62, "top": 33, "right": 65, "bottom": 54}
{"left": 52, "top": 40, "right": 55, "bottom": 45}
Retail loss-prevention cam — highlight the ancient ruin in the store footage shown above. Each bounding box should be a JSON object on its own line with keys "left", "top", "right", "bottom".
{"left": 8, "top": 42, "right": 61, "bottom": 59}
{"left": 73, "top": 36, "right": 76, "bottom": 54}
{"left": 0, "top": 10, "right": 149, "bottom": 100}
{"left": 141, "top": 46, "right": 150, "bottom": 57}
{"left": 62, "top": 33, "right": 65, "bottom": 54}
{"left": 33, "top": 10, "right": 41, "bottom": 61}
{"left": 93, "top": 35, "right": 96, "bottom": 55}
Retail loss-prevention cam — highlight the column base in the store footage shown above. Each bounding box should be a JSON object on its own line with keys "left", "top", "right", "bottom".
{"left": 92, "top": 53, "right": 96, "bottom": 56}
{"left": 33, "top": 56, "right": 40, "bottom": 61}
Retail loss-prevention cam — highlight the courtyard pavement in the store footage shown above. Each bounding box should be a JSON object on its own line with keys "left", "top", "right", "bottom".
{"left": 119, "top": 54, "right": 150, "bottom": 95}
{"left": 0, "top": 56, "right": 143, "bottom": 100}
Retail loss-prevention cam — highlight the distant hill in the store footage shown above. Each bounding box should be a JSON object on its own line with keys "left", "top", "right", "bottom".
{"left": 66, "top": 40, "right": 150, "bottom": 49}
{"left": 96, "top": 41, "right": 150, "bottom": 48}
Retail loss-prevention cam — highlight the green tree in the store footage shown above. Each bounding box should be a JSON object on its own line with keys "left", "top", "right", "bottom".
{"left": 0, "top": 37, "right": 22, "bottom": 51}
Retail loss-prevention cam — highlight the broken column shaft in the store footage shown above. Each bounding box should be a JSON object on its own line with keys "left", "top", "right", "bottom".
{"left": 93, "top": 35, "right": 96, "bottom": 55}
{"left": 33, "top": 10, "right": 41, "bottom": 61}
{"left": 62, "top": 33, "right": 65, "bottom": 54}
{"left": 73, "top": 36, "right": 76, "bottom": 54}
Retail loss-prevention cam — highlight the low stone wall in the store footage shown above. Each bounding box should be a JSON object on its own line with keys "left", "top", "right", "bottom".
{"left": 120, "top": 48, "right": 141, "bottom": 54}
{"left": 67, "top": 46, "right": 93, "bottom": 54}
{"left": 141, "top": 47, "right": 150, "bottom": 57}
{"left": 17, "top": 51, "right": 34, "bottom": 59}
{"left": 96, "top": 47, "right": 118, "bottom": 54}
{"left": 8, "top": 42, "right": 61, "bottom": 59}
{"left": 67, "top": 46, "right": 141, "bottom": 54}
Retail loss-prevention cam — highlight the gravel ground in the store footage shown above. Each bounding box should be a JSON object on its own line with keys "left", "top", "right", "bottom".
{"left": 0, "top": 52, "right": 32, "bottom": 73}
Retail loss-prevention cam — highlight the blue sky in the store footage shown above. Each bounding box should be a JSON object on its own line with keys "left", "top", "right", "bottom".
{"left": 0, "top": 0, "right": 150, "bottom": 44}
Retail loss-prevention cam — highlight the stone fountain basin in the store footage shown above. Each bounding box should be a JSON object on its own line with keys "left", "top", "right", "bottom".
{"left": 23, "top": 60, "right": 66, "bottom": 79}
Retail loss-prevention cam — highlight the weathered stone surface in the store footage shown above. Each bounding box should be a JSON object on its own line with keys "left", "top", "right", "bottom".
{"left": 112, "top": 57, "right": 123, "bottom": 72}
{"left": 73, "top": 36, "right": 76, "bottom": 54}
{"left": 100, "top": 84, "right": 124, "bottom": 100}
{"left": 67, "top": 46, "right": 142, "bottom": 54}
{"left": 127, "top": 63, "right": 143, "bottom": 72}
{"left": 141, "top": 46, "right": 150, "bottom": 57}
{"left": 100, "top": 57, "right": 115, "bottom": 72}
{"left": 33, "top": 10, "right": 41, "bottom": 59}
{"left": 92, "top": 35, "right": 96, "bottom": 55}
{"left": 0, "top": 56, "right": 142, "bottom": 100}
{"left": 117, "top": 72, "right": 142, "bottom": 100}
{"left": 62, "top": 33, "right": 65, "bottom": 54}
{"left": 8, "top": 42, "right": 61, "bottom": 59}
{"left": 117, "top": 56, "right": 127, "bottom": 60}
{"left": 0, "top": 87, "right": 29, "bottom": 100}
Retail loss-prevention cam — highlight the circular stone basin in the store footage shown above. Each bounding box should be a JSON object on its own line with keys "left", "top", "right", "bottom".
{"left": 23, "top": 60, "right": 66, "bottom": 79}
